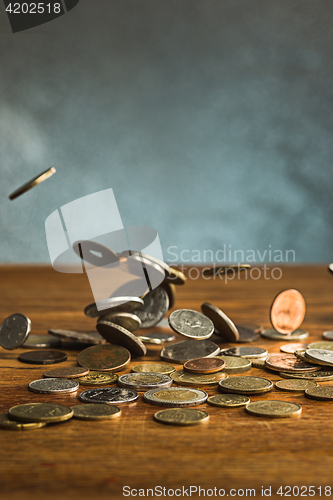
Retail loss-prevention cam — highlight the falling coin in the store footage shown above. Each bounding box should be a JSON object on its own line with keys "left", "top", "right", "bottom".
{"left": 71, "top": 404, "right": 121, "bottom": 421}
{"left": 245, "top": 401, "right": 302, "bottom": 418}
{"left": 138, "top": 332, "right": 175, "bottom": 345}
{"left": 183, "top": 357, "right": 225, "bottom": 374}
{"left": 131, "top": 363, "right": 175, "bottom": 375}
{"left": 18, "top": 350, "right": 67, "bottom": 365}
{"left": 169, "top": 309, "right": 214, "bottom": 340}
{"left": 160, "top": 281, "right": 176, "bottom": 309}
{"left": 28, "top": 378, "right": 79, "bottom": 394}
{"left": 48, "top": 329, "right": 106, "bottom": 345}
{"left": 8, "top": 167, "right": 56, "bottom": 200}
{"left": 43, "top": 366, "right": 89, "bottom": 379}
{"left": 117, "top": 373, "right": 173, "bottom": 391}
{"left": 143, "top": 387, "right": 208, "bottom": 407}
{"left": 76, "top": 372, "right": 118, "bottom": 386}
{"left": 160, "top": 340, "right": 220, "bottom": 364}
{"left": 154, "top": 408, "right": 209, "bottom": 426}
{"left": 84, "top": 297, "right": 144, "bottom": 318}
{"left": 207, "top": 394, "right": 250, "bottom": 408}
{"left": 280, "top": 343, "right": 308, "bottom": 354}
{"left": 98, "top": 313, "right": 141, "bottom": 332}
{"left": 23, "top": 334, "right": 61, "bottom": 349}
{"left": 305, "top": 386, "right": 333, "bottom": 401}
{"left": 79, "top": 387, "right": 139, "bottom": 405}
{"left": 0, "top": 413, "right": 46, "bottom": 431}
{"left": 275, "top": 379, "right": 318, "bottom": 392}
{"left": 261, "top": 329, "right": 308, "bottom": 341}
{"left": 0, "top": 313, "right": 31, "bottom": 350}
{"left": 270, "top": 289, "right": 306, "bottom": 335}
{"left": 200, "top": 303, "right": 239, "bottom": 342}
{"left": 265, "top": 354, "right": 321, "bottom": 373}
{"left": 171, "top": 370, "right": 228, "bottom": 387}
{"left": 166, "top": 267, "right": 187, "bottom": 285}
{"left": 9, "top": 403, "right": 73, "bottom": 423}
{"left": 96, "top": 320, "right": 146, "bottom": 357}
{"left": 136, "top": 287, "right": 169, "bottom": 328}
{"left": 220, "top": 347, "right": 268, "bottom": 359}
{"left": 77, "top": 344, "right": 131, "bottom": 372}
{"left": 213, "top": 355, "right": 252, "bottom": 374}
{"left": 218, "top": 376, "right": 273, "bottom": 395}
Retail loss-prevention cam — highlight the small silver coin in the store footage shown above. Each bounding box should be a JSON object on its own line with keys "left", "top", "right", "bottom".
{"left": 23, "top": 334, "right": 61, "bottom": 349}
{"left": 48, "top": 329, "right": 106, "bottom": 345}
{"left": 97, "top": 313, "right": 141, "bottom": 333}
{"left": 305, "top": 349, "right": 333, "bottom": 367}
{"left": 96, "top": 320, "right": 147, "bottom": 357}
{"left": 138, "top": 332, "right": 176, "bottom": 344}
{"left": 117, "top": 373, "right": 173, "bottom": 391}
{"left": 261, "top": 328, "right": 308, "bottom": 341}
{"left": 323, "top": 331, "right": 333, "bottom": 341}
{"left": 84, "top": 297, "right": 144, "bottom": 318}
{"left": 169, "top": 309, "right": 214, "bottom": 340}
{"left": 0, "top": 313, "right": 31, "bottom": 350}
{"left": 79, "top": 387, "right": 139, "bottom": 404}
{"left": 160, "top": 340, "right": 220, "bottom": 364}
{"left": 28, "top": 378, "right": 79, "bottom": 394}
{"left": 143, "top": 387, "right": 208, "bottom": 407}
{"left": 219, "top": 347, "right": 268, "bottom": 359}
{"left": 135, "top": 286, "right": 169, "bottom": 328}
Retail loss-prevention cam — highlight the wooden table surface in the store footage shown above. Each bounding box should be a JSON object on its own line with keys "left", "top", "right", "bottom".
{"left": 1, "top": 264, "right": 333, "bottom": 500}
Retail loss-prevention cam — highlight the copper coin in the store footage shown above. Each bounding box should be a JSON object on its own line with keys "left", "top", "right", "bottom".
{"left": 270, "top": 289, "right": 306, "bottom": 334}
{"left": 280, "top": 343, "right": 308, "bottom": 354}
{"left": 77, "top": 344, "right": 131, "bottom": 371}
{"left": 43, "top": 366, "right": 89, "bottom": 379}
{"left": 183, "top": 357, "right": 225, "bottom": 374}
{"left": 18, "top": 350, "right": 67, "bottom": 365}
{"left": 265, "top": 354, "right": 320, "bottom": 373}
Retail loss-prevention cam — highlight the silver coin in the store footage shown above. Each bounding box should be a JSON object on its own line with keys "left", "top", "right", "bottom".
{"left": 135, "top": 286, "right": 169, "bottom": 328}
{"left": 96, "top": 320, "right": 146, "bottom": 357}
{"left": 138, "top": 332, "right": 175, "bottom": 344}
{"left": 201, "top": 302, "right": 239, "bottom": 342}
{"left": 23, "top": 334, "right": 61, "bottom": 349}
{"left": 98, "top": 313, "right": 141, "bottom": 332}
{"left": 143, "top": 387, "right": 208, "bottom": 407}
{"left": 119, "top": 250, "right": 171, "bottom": 278}
{"left": 279, "top": 370, "right": 333, "bottom": 381}
{"left": 323, "top": 331, "right": 333, "bottom": 341}
{"left": 117, "top": 373, "right": 173, "bottom": 391}
{"left": 48, "top": 329, "right": 106, "bottom": 345}
{"left": 157, "top": 318, "right": 169, "bottom": 327}
{"left": 84, "top": 297, "right": 144, "bottom": 318}
{"left": 79, "top": 387, "right": 139, "bottom": 404}
{"left": 0, "top": 313, "right": 31, "bottom": 350}
{"left": 28, "top": 378, "right": 79, "bottom": 394}
{"left": 219, "top": 347, "right": 268, "bottom": 359}
{"left": 308, "top": 342, "right": 333, "bottom": 351}
{"left": 169, "top": 309, "right": 214, "bottom": 340}
{"left": 305, "top": 349, "right": 333, "bottom": 367}
{"left": 261, "top": 328, "right": 308, "bottom": 341}
{"left": 160, "top": 340, "right": 220, "bottom": 364}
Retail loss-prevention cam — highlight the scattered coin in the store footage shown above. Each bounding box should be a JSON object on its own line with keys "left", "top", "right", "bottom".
{"left": 23, "top": 334, "right": 61, "bottom": 349}
{"left": 0, "top": 413, "right": 46, "bottom": 431}
{"left": 169, "top": 309, "right": 214, "bottom": 340}
{"left": 207, "top": 394, "right": 250, "bottom": 408}
{"left": 251, "top": 358, "right": 268, "bottom": 369}
{"left": 261, "top": 329, "right": 308, "bottom": 341}
{"left": 18, "top": 350, "right": 67, "bottom": 365}
{"left": 213, "top": 355, "right": 252, "bottom": 374}
{"left": 234, "top": 324, "right": 260, "bottom": 343}
{"left": 48, "top": 329, "right": 106, "bottom": 345}
{"left": 138, "top": 332, "right": 175, "bottom": 345}
{"left": 79, "top": 387, "right": 139, "bottom": 404}
{"left": 123, "top": 253, "right": 166, "bottom": 287}
{"left": 171, "top": 370, "right": 228, "bottom": 387}
{"left": 280, "top": 343, "right": 308, "bottom": 354}
{"left": 76, "top": 372, "right": 118, "bottom": 386}
{"left": 135, "top": 287, "right": 169, "bottom": 328}
{"left": 245, "top": 401, "right": 302, "bottom": 418}
{"left": 160, "top": 281, "right": 176, "bottom": 309}
{"left": 200, "top": 302, "right": 239, "bottom": 342}
{"left": 96, "top": 320, "right": 147, "bottom": 357}
{"left": 131, "top": 363, "right": 175, "bottom": 375}
{"left": 165, "top": 267, "right": 186, "bottom": 285}
{"left": 323, "top": 331, "right": 333, "bottom": 341}
{"left": 220, "top": 347, "right": 268, "bottom": 359}
{"left": 9, "top": 403, "right": 73, "bottom": 423}
{"left": 71, "top": 404, "right": 121, "bottom": 421}
{"left": 119, "top": 251, "right": 171, "bottom": 279}
{"left": 218, "top": 376, "right": 273, "bottom": 395}
{"left": 305, "top": 349, "right": 333, "bottom": 367}
{"left": 98, "top": 313, "right": 141, "bottom": 332}
{"left": 28, "top": 378, "right": 79, "bottom": 394}
{"left": 117, "top": 373, "right": 173, "bottom": 391}
{"left": 294, "top": 349, "right": 321, "bottom": 365}
{"left": 8, "top": 166, "right": 56, "bottom": 200}
{"left": 43, "top": 366, "right": 89, "bottom": 379}
{"left": 202, "top": 265, "right": 251, "bottom": 277}
{"left": 279, "top": 370, "right": 333, "bottom": 381}
{"left": 143, "top": 387, "right": 208, "bottom": 407}
{"left": 154, "top": 408, "right": 209, "bottom": 426}
{"left": 308, "top": 342, "right": 333, "bottom": 351}
{"left": 265, "top": 354, "right": 321, "bottom": 373}
{"left": 275, "top": 379, "right": 318, "bottom": 393}
{"left": 160, "top": 340, "right": 220, "bottom": 364}
{"left": 84, "top": 297, "right": 144, "bottom": 318}
{"left": 0, "top": 313, "right": 31, "bottom": 350}
{"left": 77, "top": 344, "right": 131, "bottom": 371}
{"left": 270, "top": 289, "right": 306, "bottom": 334}
{"left": 183, "top": 357, "right": 225, "bottom": 374}
{"left": 305, "top": 386, "right": 333, "bottom": 401}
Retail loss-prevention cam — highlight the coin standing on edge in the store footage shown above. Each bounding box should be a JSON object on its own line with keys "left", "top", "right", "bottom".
{"left": 136, "top": 286, "right": 169, "bottom": 328}
{"left": 143, "top": 387, "right": 208, "bottom": 407}
{"left": 8, "top": 403, "right": 73, "bottom": 423}
{"left": 154, "top": 408, "right": 209, "bottom": 426}
{"left": 71, "top": 404, "right": 122, "bottom": 421}
{"left": 117, "top": 373, "right": 173, "bottom": 391}
{"left": 79, "top": 387, "right": 139, "bottom": 405}
{"left": 28, "top": 378, "right": 79, "bottom": 394}
{"left": 201, "top": 302, "right": 239, "bottom": 342}
{"left": 245, "top": 401, "right": 302, "bottom": 418}
{"left": 77, "top": 344, "right": 131, "bottom": 372}
{"left": 18, "top": 350, "right": 67, "bottom": 365}
{"left": 0, "top": 313, "right": 31, "bottom": 350}
{"left": 207, "top": 394, "right": 250, "bottom": 408}
{"left": 169, "top": 309, "right": 214, "bottom": 340}
{"left": 270, "top": 289, "right": 306, "bottom": 335}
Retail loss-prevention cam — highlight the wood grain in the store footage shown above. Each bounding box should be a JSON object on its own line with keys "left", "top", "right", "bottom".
{"left": 0, "top": 264, "right": 333, "bottom": 500}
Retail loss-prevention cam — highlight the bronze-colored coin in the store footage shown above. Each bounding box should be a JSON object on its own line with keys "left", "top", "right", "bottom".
{"left": 18, "top": 350, "right": 67, "bottom": 365}
{"left": 202, "top": 264, "right": 251, "bottom": 277}
{"left": 165, "top": 267, "right": 186, "bottom": 285}
{"left": 207, "top": 394, "right": 250, "bottom": 408}
{"left": 77, "top": 344, "right": 131, "bottom": 371}
{"left": 43, "top": 366, "right": 89, "bottom": 379}
{"left": 96, "top": 320, "right": 146, "bottom": 357}
{"left": 279, "top": 370, "right": 333, "bottom": 381}
{"left": 305, "top": 386, "right": 333, "bottom": 401}
{"left": 48, "top": 329, "right": 106, "bottom": 345}
{"left": 265, "top": 354, "right": 320, "bottom": 373}
{"left": 76, "top": 372, "right": 118, "bottom": 386}
{"left": 275, "top": 379, "right": 318, "bottom": 393}
{"left": 201, "top": 302, "right": 239, "bottom": 342}
{"left": 160, "top": 281, "right": 176, "bottom": 309}
{"left": 154, "top": 408, "right": 209, "bottom": 426}
{"left": 23, "top": 334, "right": 61, "bottom": 349}
{"left": 97, "top": 313, "right": 141, "bottom": 332}
{"left": 9, "top": 403, "right": 73, "bottom": 423}
{"left": 0, "top": 413, "right": 46, "bottom": 431}
{"left": 71, "top": 404, "right": 121, "bottom": 421}
{"left": 213, "top": 355, "right": 252, "bottom": 374}
{"left": 160, "top": 340, "right": 220, "bottom": 364}
{"left": 183, "top": 357, "right": 225, "bottom": 374}
{"left": 132, "top": 363, "right": 175, "bottom": 375}
{"left": 218, "top": 376, "right": 273, "bottom": 395}
{"left": 270, "top": 289, "right": 306, "bottom": 335}
{"left": 280, "top": 343, "right": 308, "bottom": 354}
{"left": 171, "top": 370, "right": 228, "bottom": 387}
{"left": 8, "top": 166, "right": 56, "bottom": 200}
{"left": 245, "top": 400, "right": 302, "bottom": 418}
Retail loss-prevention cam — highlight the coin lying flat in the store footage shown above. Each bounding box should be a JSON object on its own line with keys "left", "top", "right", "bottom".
{"left": 280, "top": 343, "right": 308, "bottom": 354}
{"left": 169, "top": 309, "right": 214, "bottom": 340}
{"left": 0, "top": 313, "right": 31, "bottom": 350}
{"left": 261, "top": 329, "right": 308, "bottom": 341}
{"left": 118, "top": 373, "right": 173, "bottom": 391}
{"left": 43, "top": 367, "right": 89, "bottom": 379}
{"left": 131, "top": 363, "right": 175, "bottom": 375}
{"left": 275, "top": 379, "right": 318, "bottom": 392}
{"left": 71, "top": 404, "right": 121, "bottom": 421}
{"left": 23, "top": 334, "right": 61, "bottom": 349}
{"left": 96, "top": 320, "right": 146, "bottom": 357}
{"left": 305, "top": 349, "right": 333, "bottom": 367}
{"left": 9, "top": 403, "right": 73, "bottom": 423}
{"left": 219, "top": 376, "right": 273, "bottom": 395}
{"left": 79, "top": 387, "right": 139, "bottom": 404}
{"left": 143, "top": 387, "right": 208, "bottom": 407}
{"left": 77, "top": 344, "right": 131, "bottom": 371}
{"left": 18, "top": 350, "right": 67, "bottom": 365}
{"left": 160, "top": 340, "right": 220, "bottom": 364}
{"left": 207, "top": 394, "right": 250, "bottom": 408}
{"left": 98, "top": 313, "right": 141, "bottom": 333}
{"left": 28, "top": 378, "right": 79, "bottom": 394}
{"left": 48, "top": 329, "right": 106, "bottom": 345}
{"left": 84, "top": 297, "right": 144, "bottom": 318}
{"left": 76, "top": 372, "right": 118, "bottom": 386}
{"left": 308, "top": 342, "right": 333, "bottom": 351}
{"left": 220, "top": 347, "right": 268, "bottom": 359}
{"left": 0, "top": 413, "right": 46, "bottom": 431}
{"left": 305, "top": 386, "right": 333, "bottom": 401}
{"left": 8, "top": 166, "right": 56, "bottom": 200}
{"left": 270, "top": 289, "right": 306, "bottom": 335}
{"left": 245, "top": 401, "right": 302, "bottom": 418}
{"left": 154, "top": 408, "right": 209, "bottom": 426}
{"left": 323, "top": 331, "right": 333, "bottom": 341}
{"left": 213, "top": 355, "right": 252, "bottom": 374}
{"left": 138, "top": 332, "right": 176, "bottom": 344}
{"left": 202, "top": 264, "right": 251, "bottom": 277}
{"left": 172, "top": 370, "right": 228, "bottom": 387}
{"left": 135, "top": 287, "right": 169, "bottom": 328}
{"left": 279, "top": 370, "right": 333, "bottom": 381}
{"left": 183, "top": 357, "right": 225, "bottom": 374}
{"left": 200, "top": 303, "right": 239, "bottom": 342}
{"left": 265, "top": 354, "right": 320, "bottom": 373}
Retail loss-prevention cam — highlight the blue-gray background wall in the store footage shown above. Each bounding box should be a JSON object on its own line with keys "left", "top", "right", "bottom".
{"left": 1, "top": 0, "right": 333, "bottom": 263}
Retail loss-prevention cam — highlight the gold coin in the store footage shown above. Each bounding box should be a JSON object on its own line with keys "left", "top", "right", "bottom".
{"left": 213, "top": 355, "right": 252, "bottom": 374}
{"left": 154, "top": 408, "right": 209, "bottom": 426}
{"left": 171, "top": 370, "right": 228, "bottom": 387}
{"left": 71, "top": 404, "right": 121, "bottom": 421}
{"left": 143, "top": 387, "right": 208, "bottom": 407}
{"left": 245, "top": 400, "right": 302, "bottom": 418}
{"left": 219, "top": 376, "right": 273, "bottom": 395}
{"left": 131, "top": 363, "right": 175, "bottom": 375}
{"left": 8, "top": 403, "right": 73, "bottom": 423}
{"left": 0, "top": 413, "right": 46, "bottom": 431}
{"left": 207, "top": 394, "right": 250, "bottom": 408}
{"left": 76, "top": 372, "right": 118, "bottom": 386}
{"left": 280, "top": 343, "right": 308, "bottom": 354}
{"left": 305, "top": 386, "right": 333, "bottom": 401}
{"left": 166, "top": 267, "right": 186, "bottom": 285}
{"left": 279, "top": 370, "right": 333, "bottom": 381}
{"left": 9, "top": 167, "right": 56, "bottom": 200}
{"left": 275, "top": 379, "right": 318, "bottom": 392}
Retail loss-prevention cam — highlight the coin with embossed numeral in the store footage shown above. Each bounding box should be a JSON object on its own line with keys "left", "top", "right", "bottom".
{"left": 0, "top": 313, "right": 31, "bottom": 350}
{"left": 207, "top": 394, "right": 250, "bottom": 408}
